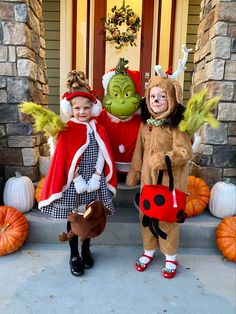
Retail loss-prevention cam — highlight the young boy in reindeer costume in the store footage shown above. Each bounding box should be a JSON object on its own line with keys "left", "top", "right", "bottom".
{"left": 126, "top": 46, "right": 219, "bottom": 278}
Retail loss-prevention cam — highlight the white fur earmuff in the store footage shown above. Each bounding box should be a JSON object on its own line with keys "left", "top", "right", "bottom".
{"left": 60, "top": 98, "right": 72, "bottom": 117}
{"left": 60, "top": 96, "right": 102, "bottom": 118}
{"left": 91, "top": 99, "right": 102, "bottom": 117}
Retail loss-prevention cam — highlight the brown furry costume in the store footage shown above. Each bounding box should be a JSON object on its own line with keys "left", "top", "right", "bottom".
{"left": 126, "top": 76, "right": 193, "bottom": 255}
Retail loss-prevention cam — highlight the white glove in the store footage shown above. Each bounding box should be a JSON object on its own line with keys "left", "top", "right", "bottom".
{"left": 73, "top": 175, "right": 88, "bottom": 194}
{"left": 87, "top": 173, "right": 101, "bottom": 192}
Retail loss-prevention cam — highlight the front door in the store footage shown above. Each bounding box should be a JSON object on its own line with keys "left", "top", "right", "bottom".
{"left": 72, "top": 0, "right": 177, "bottom": 96}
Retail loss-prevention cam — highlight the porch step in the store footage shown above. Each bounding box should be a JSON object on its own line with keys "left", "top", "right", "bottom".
{"left": 25, "top": 207, "right": 220, "bottom": 249}
{"left": 25, "top": 185, "right": 220, "bottom": 249}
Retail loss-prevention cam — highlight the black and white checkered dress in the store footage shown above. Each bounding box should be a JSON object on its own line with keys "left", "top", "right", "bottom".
{"left": 40, "top": 130, "right": 115, "bottom": 219}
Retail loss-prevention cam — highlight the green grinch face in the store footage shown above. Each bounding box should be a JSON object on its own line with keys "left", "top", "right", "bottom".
{"left": 103, "top": 74, "right": 141, "bottom": 120}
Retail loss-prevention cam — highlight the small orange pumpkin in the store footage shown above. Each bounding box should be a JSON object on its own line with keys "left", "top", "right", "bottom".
{"left": 185, "top": 176, "right": 210, "bottom": 217}
{"left": 216, "top": 216, "right": 236, "bottom": 262}
{"left": 35, "top": 177, "right": 46, "bottom": 203}
{"left": 0, "top": 206, "right": 29, "bottom": 256}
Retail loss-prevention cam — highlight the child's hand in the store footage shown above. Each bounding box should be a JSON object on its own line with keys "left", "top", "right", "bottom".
{"left": 73, "top": 175, "right": 88, "bottom": 193}
{"left": 126, "top": 169, "right": 140, "bottom": 186}
{"left": 149, "top": 153, "right": 163, "bottom": 170}
{"left": 87, "top": 173, "right": 101, "bottom": 192}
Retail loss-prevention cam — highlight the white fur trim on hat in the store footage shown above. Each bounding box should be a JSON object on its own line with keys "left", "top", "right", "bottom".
{"left": 91, "top": 99, "right": 102, "bottom": 117}
{"left": 60, "top": 98, "right": 72, "bottom": 117}
{"left": 102, "top": 71, "right": 116, "bottom": 94}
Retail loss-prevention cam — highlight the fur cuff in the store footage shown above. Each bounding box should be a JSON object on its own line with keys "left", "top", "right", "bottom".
{"left": 149, "top": 153, "right": 165, "bottom": 170}
{"left": 126, "top": 169, "right": 140, "bottom": 186}
{"left": 73, "top": 175, "right": 88, "bottom": 193}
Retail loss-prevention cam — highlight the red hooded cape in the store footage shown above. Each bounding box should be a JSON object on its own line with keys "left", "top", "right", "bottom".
{"left": 38, "top": 118, "right": 117, "bottom": 209}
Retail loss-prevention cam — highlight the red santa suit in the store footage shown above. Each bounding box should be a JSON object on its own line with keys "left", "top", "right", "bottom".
{"left": 39, "top": 118, "right": 117, "bottom": 209}
{"left": 97, "top": 109, "right": 141, "bottom": 173}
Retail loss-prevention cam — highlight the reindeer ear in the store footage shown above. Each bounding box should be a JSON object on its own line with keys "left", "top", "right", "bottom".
{"left": 172, "top": 80, "right": 183, "bottom": 104}
{"left": 83, "top": 206, "right": 93, "bottom": 219}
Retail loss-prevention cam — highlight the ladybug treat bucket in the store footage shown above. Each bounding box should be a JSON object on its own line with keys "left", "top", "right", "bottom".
{"left": 140, "top": 156, "right": 186, "bottom": 223}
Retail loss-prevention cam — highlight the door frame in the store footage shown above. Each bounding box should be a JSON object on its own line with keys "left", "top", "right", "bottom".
{"left": 91, "top": 0, "right": 156, "bottom": 96}
{"left": 140, "top": 0, "right": 155, "bottom": 94}
{"left": 60, "top": 0, "right": 189, "bottom": 100}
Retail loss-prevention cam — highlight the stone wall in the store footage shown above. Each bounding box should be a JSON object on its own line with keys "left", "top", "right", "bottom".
{"left": 0, "top": 0, "right": 49, "bottom": 181}
{"left": 192, "top": 0, "right": 236, "bottom": 186}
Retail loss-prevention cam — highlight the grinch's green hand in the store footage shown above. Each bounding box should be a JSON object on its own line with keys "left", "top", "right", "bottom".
{"left": 19, "top": 102, "right": 65, "bottom": 137}
{"left": 178, "top": 89, "right": 220, "bottom": 136}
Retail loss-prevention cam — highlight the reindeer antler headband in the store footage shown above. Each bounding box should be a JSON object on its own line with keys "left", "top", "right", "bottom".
{"left": 154, "top": 45, "right": 192, "bottom": 79}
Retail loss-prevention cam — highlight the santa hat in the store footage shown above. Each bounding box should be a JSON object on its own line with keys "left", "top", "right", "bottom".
{"left": 60, "top": 91, "right": 102, "bottom": 118}
{"left": 102, "top": 68, "right": 141, "bottom": 95}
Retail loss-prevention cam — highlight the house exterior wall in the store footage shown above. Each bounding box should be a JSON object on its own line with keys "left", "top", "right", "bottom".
{"left": 42, "top": 0, "right": 60, "bottom": 114}
{"left": 183, "top": 0, "right": 201, "bottom": 104}
{"left": 0, "top": 0, "right": 48, "bottom": 181}
{"left": 192, "top": 0, "right": 236, "bottom": 185}
{"left": 0, "top": 0, "right": 235, "bottom": 186}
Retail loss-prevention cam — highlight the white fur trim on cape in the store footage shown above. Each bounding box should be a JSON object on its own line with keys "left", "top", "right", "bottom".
{"left": 102, "top": 71, "right": 116, "bottom": 94}
{"left": 95, "top": 148, "right": 105, "bottom": 174}
{"left": 67, "top": 122, "right": 90, "bottom": 186}
{"left": 90, "top": 120, "right": 116, "bottom": 196}
{"left": 119, "top": 144, "right": 125, "bottom": 153}
{"left": 60, "top": 98, "right": 72, "bottom": 117}
{"left": 47, "top": 136, "right": 58, "bottom": 156}
{"left": 39, "top": 190, "right": 67, "bottom": 210}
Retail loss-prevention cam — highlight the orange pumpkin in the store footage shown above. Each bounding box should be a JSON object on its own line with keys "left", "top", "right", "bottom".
{"left": 0, "top": 206, "right": 29, "bottom": 256}
{"left": 216, "top": 216, "right": 236, "bottom": 262}
{"left": 35, "top": 177, "right": 46, "bottom": 203}
{"left": 185, "top": 176, "right": 210, "bottom": 217}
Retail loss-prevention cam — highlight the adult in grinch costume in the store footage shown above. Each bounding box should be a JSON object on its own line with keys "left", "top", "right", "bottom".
{"left": 98, "top": 58, "right": 142, "bottom": 174}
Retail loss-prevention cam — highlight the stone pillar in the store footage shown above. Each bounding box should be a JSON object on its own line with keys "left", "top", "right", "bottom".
{"left": 192, "top": 0, "right": 236, "bottom": 186}
{"left": 0, "top": 0, "right": 49, "bottom": 181}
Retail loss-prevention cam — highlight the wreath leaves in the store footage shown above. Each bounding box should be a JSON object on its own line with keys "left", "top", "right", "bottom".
{"left": 104, "top": 2, "right": 141, "bottom": 49}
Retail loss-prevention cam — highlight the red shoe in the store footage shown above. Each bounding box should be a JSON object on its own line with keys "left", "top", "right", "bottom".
{"left": 162, "top": 260, "right": 178, "bottom": 279}
{"left": 135, "top": 254, "right": 154, "bottom": 272}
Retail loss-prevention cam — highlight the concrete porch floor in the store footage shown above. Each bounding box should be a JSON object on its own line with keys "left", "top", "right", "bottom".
{"left": 1, "top": 186, "right": 236, "bottom": 314}
{"left": 0, "top": 243, "right": 235, "bottom": 314}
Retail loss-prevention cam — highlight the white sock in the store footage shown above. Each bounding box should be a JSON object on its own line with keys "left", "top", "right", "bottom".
{"left": 165, "top": 254, "right": 177, "bottom": 270}
{"left": 139, "top": 249, "right": 156, "bottom": 264}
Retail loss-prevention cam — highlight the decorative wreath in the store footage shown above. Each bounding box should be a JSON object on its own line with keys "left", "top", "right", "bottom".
{"left": 104, "top": 1, "right": 141, "bottom": 49}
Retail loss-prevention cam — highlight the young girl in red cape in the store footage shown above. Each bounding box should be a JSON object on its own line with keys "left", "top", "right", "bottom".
{"left": 39, "top": 71, "right": 117, "bottom": 277}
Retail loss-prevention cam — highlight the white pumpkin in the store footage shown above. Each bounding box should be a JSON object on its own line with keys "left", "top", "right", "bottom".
{"left": 209, "top": 181, "right": 236, "bottom": 218}
{"left": 3, "top": 171, "right": 35, "bottom": 213}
